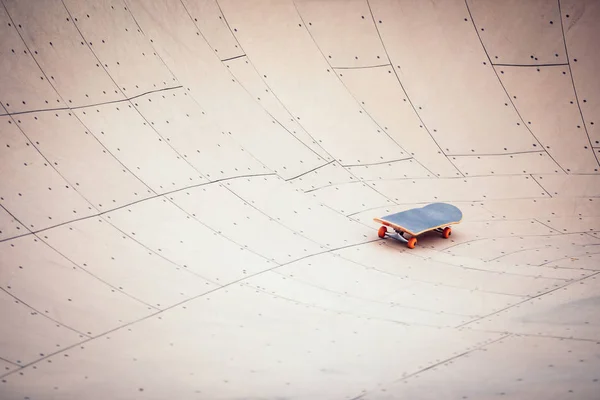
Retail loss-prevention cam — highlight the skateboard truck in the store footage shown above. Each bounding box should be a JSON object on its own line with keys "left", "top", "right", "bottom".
{"left": 378, "top": 225, "right": 419, "bottom": 249}
{"left": 379, "top": 226, "right": 408, "bottom": 243}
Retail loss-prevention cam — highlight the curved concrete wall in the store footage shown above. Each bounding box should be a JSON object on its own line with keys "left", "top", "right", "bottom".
{"left": 1, "top": 0, "right": 599, "bottom": 399}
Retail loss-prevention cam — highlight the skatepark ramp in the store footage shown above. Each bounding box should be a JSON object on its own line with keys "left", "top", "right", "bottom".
{"left": 1, "top": 0, "right": 599, "bottom": 398}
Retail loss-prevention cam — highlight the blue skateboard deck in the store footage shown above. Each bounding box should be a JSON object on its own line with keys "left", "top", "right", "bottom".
{"left": 374, "top": 203, "right": 462, "bottom": 248}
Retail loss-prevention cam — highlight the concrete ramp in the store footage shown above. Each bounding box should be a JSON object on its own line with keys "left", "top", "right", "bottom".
{"left": 1, "top": 0, "right": 599, "bottom": 398}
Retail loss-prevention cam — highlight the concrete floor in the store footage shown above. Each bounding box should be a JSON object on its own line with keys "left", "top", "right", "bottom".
{"left": 1, "top": 0, "right": 599, "bottom": 399}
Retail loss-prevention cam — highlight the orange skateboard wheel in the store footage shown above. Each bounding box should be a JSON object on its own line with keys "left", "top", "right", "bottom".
{"left": 407, "top": 237, "right": 417, "bottom": 249}
{"left": 378, "top": 226, "right": 387, "bottom": 238}
{"left": 442, "top": 227, "right": 452, "bottom": 239}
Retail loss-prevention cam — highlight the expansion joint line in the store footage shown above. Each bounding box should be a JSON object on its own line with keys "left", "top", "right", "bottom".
{"left": 463, "top": 0, "right": 568, "bottom": 174}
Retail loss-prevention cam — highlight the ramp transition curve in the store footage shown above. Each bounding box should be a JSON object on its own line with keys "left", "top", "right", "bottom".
{"left": 1, "top": 0, "right": 600, "bottom": 399}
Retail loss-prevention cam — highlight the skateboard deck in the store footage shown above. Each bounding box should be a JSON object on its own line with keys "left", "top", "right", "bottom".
{"left": 373, "top": 203, "right": 462, "bottom": 248}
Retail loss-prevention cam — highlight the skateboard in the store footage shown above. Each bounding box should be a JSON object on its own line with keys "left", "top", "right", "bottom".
{"left": 373, "top": 203, "right": 462, "bottom": 249}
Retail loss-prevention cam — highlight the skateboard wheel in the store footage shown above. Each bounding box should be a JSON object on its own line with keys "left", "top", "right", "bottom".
{"left": 378, "top": 226, "right": 387, "bottom": 238}
{"left": 407, "top": 237, "right": 417, "bottom": 249}
{"left": 442, "top": 227, "right": 452, "bottom": 239}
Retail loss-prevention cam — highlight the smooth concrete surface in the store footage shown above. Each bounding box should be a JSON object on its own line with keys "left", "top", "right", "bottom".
{"left": 1, "top": 0, "right": 599, "bottom": 399}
